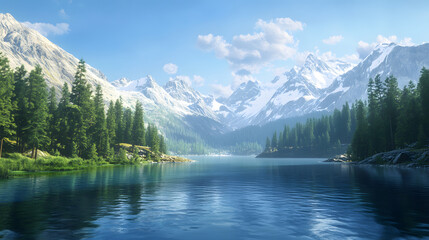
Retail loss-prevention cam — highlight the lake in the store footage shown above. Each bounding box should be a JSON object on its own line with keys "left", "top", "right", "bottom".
{"left": 1, "top": 156, "right": 429, "bottom": 239}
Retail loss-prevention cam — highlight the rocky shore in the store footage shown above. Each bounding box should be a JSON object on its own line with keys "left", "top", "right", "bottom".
{"left": 324, "top": 154, "right": 350, "bottom": 163}
{"left": 325, "top": 148, "right": 429, "bottom": 167}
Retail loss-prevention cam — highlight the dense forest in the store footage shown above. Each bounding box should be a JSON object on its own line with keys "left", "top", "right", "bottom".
{"left": 258, "top": 102, "right": 356, "bottom": 157}
{"left": 350, "top": 69, "right": 429, "bottom": 160}
{"left": 260, "top": 68, "right": 429, "bottom": 160}
{"left": 0, "top": 53, "right": 166, "bottom": 161}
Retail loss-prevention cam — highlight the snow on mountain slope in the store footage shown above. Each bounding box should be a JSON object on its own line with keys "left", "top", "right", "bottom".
{"left": 0, "top": 13, "right": 229, "bottom": 144}
{"left": 0, "top": 13, "right": 126, "bottom": 104}
{"left": 299, "top": 54, "right": 353, "bottom": 89}
{"left": 3, "top": 12, "right": 429, "bottom": 137}
{"left": 164, "top": 78, "right": 202, "bottom": 103}
{"left": 315, "top": 42, "right": 429, "bottom": 112}
{"left": 225, "top": 54, "right": 353, "bottom": 126}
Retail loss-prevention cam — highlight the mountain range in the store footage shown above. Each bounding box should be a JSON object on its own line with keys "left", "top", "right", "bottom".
{"left": 1, "top": 12, "right": 429, "bottom": 153}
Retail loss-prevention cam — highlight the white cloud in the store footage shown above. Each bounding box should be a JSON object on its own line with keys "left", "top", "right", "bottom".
{"left": 193, "top": 75, "right": 205, "bottom": 86}
{"left": 231, "top": 71, "right": 257, "bottom": 88}
{"left": 174, "top": 75, "right": 191, "bottom": 85}
{"left": 376, "top": 35, "right": 397, "bottom": 44}
{"left": 323, "top": 35, "right": 343, "bottom": 45}
{"left": 294, "top": 51, "right": 312, "bottom": 66}
{"left": 399, "top": 37, "right": 414, "bottom": 46}
{"left": 197, "top": 17, "right": 303, "bottom": 79}
{"left": 294, "top": 48, "right": 360, "bottom": 67}
{"left": 22, "top": 22, "right": 69, "bottom": 37}
{"left": 197, "top": 34, "right": 230, "bottom": 58}
{"left": 211, "top": 84, "right": 233, "bottom": 98}
{"left": 356, "top": 35, "right": 415, "bottom": 59}
{"left": 341, "top": 54, "right": 360, "bottom": 64}
{"left": 356, "top": 40, "right": 375, "bottom": 59}
{"left": 163, "top": 63, "right": 178, "bottom": 75}
{"left": 59, "top": 9, "right": 67, "bottom": 18}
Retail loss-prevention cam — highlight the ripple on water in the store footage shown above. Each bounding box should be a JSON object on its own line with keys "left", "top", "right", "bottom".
{"left": 1, "top": 157, "right": 429, "bottom": 239}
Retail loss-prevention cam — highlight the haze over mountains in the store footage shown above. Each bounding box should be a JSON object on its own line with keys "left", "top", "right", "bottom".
{"left": 1, "top": 12, "right": 429, "bottom": 152}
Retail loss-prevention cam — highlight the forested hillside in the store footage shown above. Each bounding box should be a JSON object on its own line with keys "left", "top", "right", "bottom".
{"left": 350, "top": 69, "right": 429, "bottom": 160}
{"left": 257, "top": 102, "right": 356, "bottom": 157}
{"left": 258, "top": 69, "right": 429, "bottom": 159}
{"left": 0, "top": 53, "right": 166, "bottom": 161}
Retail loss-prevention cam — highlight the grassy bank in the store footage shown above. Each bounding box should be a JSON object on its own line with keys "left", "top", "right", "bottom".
{"left": 0, "top": 152, "right": 147, "bottom": 179}
{"left": 0, "top": 144, "right": 194, "bottom": 179}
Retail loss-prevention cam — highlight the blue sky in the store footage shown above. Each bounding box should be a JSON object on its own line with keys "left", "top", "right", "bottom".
{"left": 2, "top": 0, "right": 429, "bottom": 96}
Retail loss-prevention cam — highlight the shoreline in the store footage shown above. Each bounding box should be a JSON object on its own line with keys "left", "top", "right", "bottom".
{"left": 324, "top": 147, "right": 429, "bottom": 168}
{"left": 0, "top": 152, "right": 194, "bottom": 180}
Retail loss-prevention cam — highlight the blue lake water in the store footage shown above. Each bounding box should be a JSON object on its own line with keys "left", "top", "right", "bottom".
{"left": 1, "top": 156, "right": 429, "bottom": 239}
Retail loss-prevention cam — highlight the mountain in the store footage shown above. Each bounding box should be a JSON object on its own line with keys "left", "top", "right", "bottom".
{"left": 315, "top": 43, "right": 429, "bottom": 111}
{"left": 2, "top": 12, "right": 429, "bottom": 153}
{"left": 0, "top": 13, "right": 124, "bottom": 103}
{"left": 221, "top": 43, "right": 429, "bottom": 127}
{"left": 222, "top": 54, "right": 353, "bottom": 126}
{"left": 0, "top": 12, "right": 227, "bottom": 153}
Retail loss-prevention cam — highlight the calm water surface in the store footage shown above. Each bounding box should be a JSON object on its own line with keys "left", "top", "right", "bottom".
{"left": 1, "top": 156, "right": 429, "bottom": 239}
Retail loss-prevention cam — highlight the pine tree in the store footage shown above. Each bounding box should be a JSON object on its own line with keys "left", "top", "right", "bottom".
{"left": 341, "top": 102, "right": 351, "bottom": 142}
{"left": 93, "top": 85, "right": 107, "bottom": 156}
{"left": 283, "top": 126, "right": 289, "bottom": 147}
{"left": 0, "top": 53, "right": 15, "bottom": 158}
{"left": 278, "top": 132, "right": 284, "bottom": 149}
{"left": 70, "top": 59, "right": 94, "bottom": 158}
{"left": 351, "top": 101, "right": 369, "bottom": 160}
{"left": 147, "top": 124, "right": 159, "bottom": 153}
{"left": 47, "top": 87, "right": 57, "bottom": 152}
{"left": 56, "top": 83, "right": 71, "bottom": 156}
{"left": 131, "top": 101, "right": 145, "bottom": 146}
{"left": 382, "top": 76, "right": 400, "bottom": 150}
{"left": 106, "top": 101, "right": 116, "bottom": 146}
{"left": 271, "top": 131, "right": 277, "bottom": 150}
{"left": 25, "top": 65, "right": 48, "bottom": 159}
{"left": 367, "top": 75, "right": 385, "bottom": 154}
{"left": 419, "top": 68, "right": 429, "bottom": 142}
{"left": 114, "top": 98, "right": 124, "bottom": 144}
{"left": 13, "top": 65, "right": 27, "bottom": 153}
{"left": 159, "top": 135, "right": 167, "bottom": 154}
{"left": 265, "top": 137, "right": 271, "bottom": 152}
{"left": 396, "top": 82, "right": 419, "bottom": 147}
{"left": 122, "top": 108, "right": 133, "bottom": 144}
{"left": 87, "top": 143, "right": 98, "bottom": 160}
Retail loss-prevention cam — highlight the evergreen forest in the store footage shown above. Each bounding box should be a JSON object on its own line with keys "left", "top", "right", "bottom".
{"left": 0, "top": 53, "right": 166, "bottom": 167}
{"left": 260, "top": 69, "right": 429, "bottom": 160}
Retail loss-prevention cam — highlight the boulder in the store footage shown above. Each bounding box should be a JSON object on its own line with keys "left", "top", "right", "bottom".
{"left": 393, "top": 152, "right": 410, "bottom": 164}
{"left": 416, "top": 151, "right": 429, "bottom": 163}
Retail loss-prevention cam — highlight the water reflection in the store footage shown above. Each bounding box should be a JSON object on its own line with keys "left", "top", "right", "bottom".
{"left": 0, "top": 158, "right": 428, "bottom": 239}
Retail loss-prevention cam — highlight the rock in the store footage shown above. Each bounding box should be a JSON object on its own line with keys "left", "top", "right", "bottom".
{"left": 407, "top": 163, "right": 417, "bottom": 168}
{"left": 393, "top": 152, "right": 410, "bottom": 164}
{"left": 416, "top": 151, "right": 429, "bottom": 163}
{"left": 324, "top": 154, "right": 349, "bottom": 163}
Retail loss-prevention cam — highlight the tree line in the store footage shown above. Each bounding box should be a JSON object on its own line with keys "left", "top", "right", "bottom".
{"left": 262, "top": 68, "right": 429, "bottom": 160}
{"left": 0, "top": 53, "right": 166, "bottom": 160}
{"left": 263, "top": 102, "right": 356, "bottom": 155}
{"left": 350, "top": 69, "right": 429, "bottom": 160}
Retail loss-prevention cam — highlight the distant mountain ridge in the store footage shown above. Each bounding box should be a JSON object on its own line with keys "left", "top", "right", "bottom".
{"left": 0, "top": 13, "right": 227, "bottom": 153}
{"left": 2, "top": 12, "right": 429, "bottom": 152}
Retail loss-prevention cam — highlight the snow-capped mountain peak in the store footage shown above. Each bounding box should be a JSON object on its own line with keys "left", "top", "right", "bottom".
{"left": 164, "top": 77, "right": 202, "bottom": 103}
{"left": 111, "top": 77, "right": 130, "bottom": 87}
{"left": 296, "top": 53, "right": 353, "bottom": 89}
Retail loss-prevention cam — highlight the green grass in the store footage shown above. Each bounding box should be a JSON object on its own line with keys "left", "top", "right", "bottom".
{"left": 0, "top": 146, "right": 191, "bottom": 179}
{"left": 0, "top": 153, "right": 111, "bottom": 179}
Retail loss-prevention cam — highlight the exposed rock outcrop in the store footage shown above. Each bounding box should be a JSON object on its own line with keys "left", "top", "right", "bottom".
{"left": 357, "top": 148, "right": 429, "bottom": 167}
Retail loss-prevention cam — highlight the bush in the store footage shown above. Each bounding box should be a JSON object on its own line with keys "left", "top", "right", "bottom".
{"left": 0, "top": 165, "right": 10, "bottom": 179}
